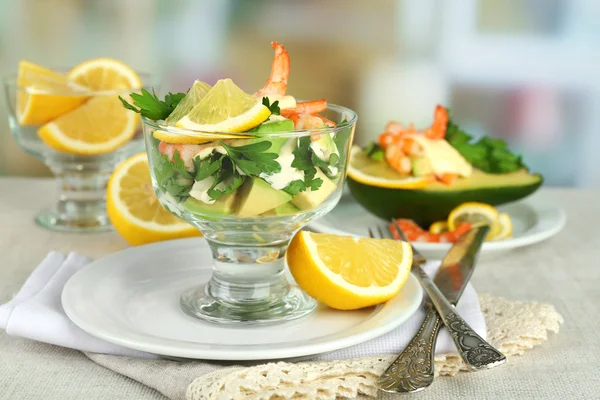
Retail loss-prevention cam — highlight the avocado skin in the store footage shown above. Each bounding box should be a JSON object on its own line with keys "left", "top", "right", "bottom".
{"left": 347, "top": 173, "right": 543, "bottom": 226}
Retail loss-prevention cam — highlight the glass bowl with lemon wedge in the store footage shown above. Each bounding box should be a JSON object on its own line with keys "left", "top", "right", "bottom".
{"left": 122, "top": 42, "right": 357, "bottom": 324}
{"left": 3, "top": 59, "right": 157, "bottom": 232}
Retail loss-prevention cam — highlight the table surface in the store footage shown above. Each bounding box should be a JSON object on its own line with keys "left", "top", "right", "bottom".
{"left": 1, "top": 178, "right": 599, "bottom": 400}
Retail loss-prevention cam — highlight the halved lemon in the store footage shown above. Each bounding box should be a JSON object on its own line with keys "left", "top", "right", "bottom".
{"left": 347, "top": 146, "right": 429, "bottom": 189}
{"left": 164, "top": 80, "right": 212, "bottom": 126}
{"left": 447, "top": 202, "right": 500, "bottom": 232}
{"left": 68, "top": 57, "right": 142, "bottom": 90}
{"left": 429, "top": 220, "right": 449, "bottom": 234}
{"left": 16, "top": 60, "right": 89, "bottom": 125}
{"left": 488, "top": 212, "right": 513, "bottom": 241}
{"left": 176, "top": 78, "right": 270, "bottom": 132}
{"left": 37, "top": 95, "right": 139, "bottom": 155}
{"left": 107, "top": 152, "right": 200, "bottom": 246}
{"left": 287, "top": 231, "right": 413, "bottom": 310}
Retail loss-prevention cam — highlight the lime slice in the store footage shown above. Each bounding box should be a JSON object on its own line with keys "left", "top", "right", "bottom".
{"left": 176, "top": 78, "right": 270, "bottom": 133}
{"left": 164, "top": 80, "right": 212, "bottom": 126}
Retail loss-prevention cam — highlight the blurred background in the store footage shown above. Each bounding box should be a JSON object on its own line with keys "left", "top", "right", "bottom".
{"left": 1, "top": 0, "right": 599, "bottom": 186}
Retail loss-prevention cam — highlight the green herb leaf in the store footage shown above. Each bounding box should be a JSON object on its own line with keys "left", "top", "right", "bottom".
{"left": 333, "top": 119, "right": 352, "bottom": 165}
{"left": 445, "top": 117, "right": 527, "bottom": 174}
{"left": 207, "top": 163, "right": 245, "bottom": 200}
{"left": 288, "top": 137, "right": 323, "bottom": 193}
{"left": 283, "top": 180, "right": 307, "bottom": 195}
{"left": 119, "top": 88, "right": 186, "bottom": 120}
{"left": 151, "top": 148, "right": 195, "bottom": 201}
{"left": 193, "top": 154, "right": 224, "bottom": 182}
{"left": 220, "top": 141, "right": 281, "bottom": 176}
{"left": 364, "top": 142, "right": 385, "bottom": 161}
{"left": 262, "top": 97, "right": 280, "bottom": 115}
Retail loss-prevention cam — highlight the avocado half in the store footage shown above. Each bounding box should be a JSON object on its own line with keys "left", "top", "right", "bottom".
{"left": 347, "top": 169, "right": 543, "bottom": 226}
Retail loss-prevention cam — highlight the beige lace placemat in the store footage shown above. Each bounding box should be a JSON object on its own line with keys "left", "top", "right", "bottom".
{"left": 86, "top": 294, "right": 563, "bottom": 400}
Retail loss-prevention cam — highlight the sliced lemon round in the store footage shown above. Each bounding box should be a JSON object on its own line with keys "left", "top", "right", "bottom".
{"left": 287, "top": 231, "right": 413, "bottom": 310}
{"left": 347, "top": 146, "right": 429, "bottom": 189}
{"left": 107, "top": 152, "right": 200, "bottom": 246}
{"left": 37, "top": 95, "right": 139, "bottom": 155}
{"left": 176, "top": 78, "right": 270, "bottom": 132}
{"left": 68, "top": 57, "right": 142, "bottom": 90}
{"left": 152, "top": 129, "right": 251, "bottom": 145}
{"left": 488, "top": 212, "right": 513, "bottom": 241}
{"left": 16, "top": 60, "right": 89, "bottom": 125}
{"left": 447, "top": 202, "right": 500, "bottom": 232}
{"left": 429, "top": 220, "right": 449, "bottom": 234}
{"left": 164, "top": 80, "right": 212, "bottom": 126}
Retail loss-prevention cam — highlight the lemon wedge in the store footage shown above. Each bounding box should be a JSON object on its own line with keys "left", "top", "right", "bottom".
{"left": 36, "top": 58, "right": 143, "bottom": 155}
{"left": 164, "top": 80, "right": 212, "bottom": 126}
{"left": 347, "top": 146, "right": 429, "bottom": 189}
{"left": 107, "top": 152, "right": 200, "bottom": 245}
{"left": 16, "top": 60, "right": 88, "bottom": 125}
{"left": 429, "top": 220, "right": 449, "bottom": 234}
{"left": 176, "top": 78, "right": 270, "bottom": 132}
{"left": 37, "top": 95, "right": 139, "bottom": 155}
{"left": 287, "top": 231, "right": 413, "bottom": 310}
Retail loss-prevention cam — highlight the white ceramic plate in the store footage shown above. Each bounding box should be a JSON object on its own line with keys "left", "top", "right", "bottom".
{"left": 62, "top": 238, "right": 423, "bottom": 361}
{"left": 309, "top": 192, "right": 566, "bottom": 260}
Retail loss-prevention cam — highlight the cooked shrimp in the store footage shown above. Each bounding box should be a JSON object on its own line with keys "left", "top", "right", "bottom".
{"left": 438, "top": 172, "right": 458, "bottom": 185}
{"left": 424, "top": 105, "right": 449, "bottom": 139}
{"left": 385, "top": 145, "right": 412, "bottom": 174}
{"left": 292, "top": 99, "right": 327, "bottom": 114}
{"left": 389, "top": 219, "right": 425, "bottom": 241}
{"left": 385, "top": 121, "right": 405, "bottom": 135}
{"left": 314, "top": 113, "right": 336, "bottom": 127}
{"left": 158, "top": 142, "right": 204, "bottom": 172}
{"left": 255, "top": 41, "right": 290, "bottom": 97}
{"left": 379, "top": 132, "right": 397, "bottom": 147}
{"left": 390, "top": 218, "right": 472, "bottom": 243}
{"left": 398, "top": 137, "right": 423, "bottom": 156}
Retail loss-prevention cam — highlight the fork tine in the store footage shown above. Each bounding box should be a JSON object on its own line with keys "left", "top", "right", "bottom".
{"left": 368, "top": 227, "right": 375, "bottom": 238}
{"left": 377, "top": 226, "right": 388, "bottom": 239}
{"left": 390, "top": 219, "right": 409, "bottom": 242}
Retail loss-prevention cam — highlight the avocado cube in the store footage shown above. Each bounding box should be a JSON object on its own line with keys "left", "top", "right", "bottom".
{"left": 291, "top": 168, "right": 337, "bottom": 210}
{"left": 182, "top": 191, "right": 237, "bottom": 217}
{"left": 236, "top": 178, "right": 292, "bottom": 217}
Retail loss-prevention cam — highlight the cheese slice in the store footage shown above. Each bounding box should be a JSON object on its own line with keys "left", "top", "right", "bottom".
{"left": 408, "top": 133, "right": 473, "bottom": 177}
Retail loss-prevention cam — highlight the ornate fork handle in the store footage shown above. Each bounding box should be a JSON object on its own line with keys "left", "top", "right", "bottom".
{"left": 413, "top": 266, "right": 506, "bottom": 371}
{"left": 376, "top": 307, "right": 441, "bottom": 393}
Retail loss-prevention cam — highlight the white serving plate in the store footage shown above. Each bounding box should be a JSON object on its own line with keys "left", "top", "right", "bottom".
{"left": 62, "top": 237, "right": 423, "bottom": 361}
{"left": 309, "top": 192, "right": 566, "bottom": 260}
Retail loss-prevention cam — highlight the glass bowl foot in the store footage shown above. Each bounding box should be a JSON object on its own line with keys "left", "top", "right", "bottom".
{"left": 180, "top": 285, "right": 316, "bottom": 325}
{"left": 35, "top": 210, "right": 113, "bottom": 233}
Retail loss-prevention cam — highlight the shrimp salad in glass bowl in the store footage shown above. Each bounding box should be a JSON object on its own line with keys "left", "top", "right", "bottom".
{"left": 120, "top": 42, "right": 357, "bottom": 324}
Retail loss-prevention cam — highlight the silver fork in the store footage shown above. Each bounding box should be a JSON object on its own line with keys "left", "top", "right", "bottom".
{"left": 369, "top": 223, "right": 506, "bottom": 393}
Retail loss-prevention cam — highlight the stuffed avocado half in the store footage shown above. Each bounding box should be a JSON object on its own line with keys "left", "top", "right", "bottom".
{"left": 347, "top": 106, "right": 543, "bottom": 226}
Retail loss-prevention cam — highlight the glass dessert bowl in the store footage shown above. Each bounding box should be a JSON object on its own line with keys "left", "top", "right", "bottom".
{"left": 3, "top": 59, "right": 156, "bottom": 232}
{"left": 128, "top": 42, "right": 357, "bottom": 324}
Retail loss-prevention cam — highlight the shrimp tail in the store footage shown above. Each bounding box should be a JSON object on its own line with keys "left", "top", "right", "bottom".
{"left": 255, "top": 41, "right": 290, "bottom": 97}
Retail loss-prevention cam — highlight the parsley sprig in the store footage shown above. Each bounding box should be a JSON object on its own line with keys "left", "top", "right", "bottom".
{"left": 262, "top": 97, "right": 280, "bottom": 115}
{"left": 283, "top": 137, "right": 323, "bottom": 195}
{"left": 150, "top": 144, "right": 195, "bottom": 201}
{"left": 220, "top": 141, "right": 281, "bottom": 176}
{"left": 119, "top": 89, "right": 186, "bottom": 120}
{"left": 445, "top": 119, "right": 526, "bottom": 173}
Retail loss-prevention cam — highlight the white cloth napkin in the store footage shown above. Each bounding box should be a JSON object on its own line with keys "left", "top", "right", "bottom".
{"left": 0, "top": 252, "right": 486, "bottom": 360}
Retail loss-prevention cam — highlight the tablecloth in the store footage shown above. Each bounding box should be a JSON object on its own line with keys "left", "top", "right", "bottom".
{"left": 0, "top": 178, "right": 598, "bottom": 399}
